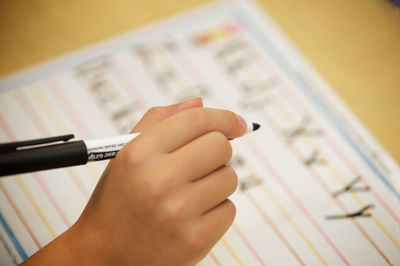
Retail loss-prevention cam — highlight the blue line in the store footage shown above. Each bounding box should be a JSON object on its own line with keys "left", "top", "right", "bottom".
{"left": 0, "top": 211, "right": 27, "bottom": 260}
{"left": 231, "top": 8, "right": 399, "bottom": 199}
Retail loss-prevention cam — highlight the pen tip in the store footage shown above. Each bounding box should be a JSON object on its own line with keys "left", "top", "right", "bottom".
{"left": 252, "top": 123, "right": 260, "bottom": 131}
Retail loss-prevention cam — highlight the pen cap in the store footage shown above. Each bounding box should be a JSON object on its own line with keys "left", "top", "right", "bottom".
{"left": 0, "top": 141, "right": 87, "bottom": 176}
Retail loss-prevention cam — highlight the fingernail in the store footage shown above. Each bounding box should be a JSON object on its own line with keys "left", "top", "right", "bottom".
{"left": 236, "top": 115, "right": 247, "bottom": 131}
{"left": 171, "top": 98, "right": 190, "bottom": 109}
{"left": 180, "top": 98, "right": 194, "bottom": 105}
{"left": 182, "top": 97, "right": 202, "bottom": 105}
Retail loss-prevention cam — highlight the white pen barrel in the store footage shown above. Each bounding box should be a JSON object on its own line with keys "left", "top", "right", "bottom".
{"left": 84, "top": 122, "right": 259, "bottom": 162}
{"left": 84, "top": 133, "right": 140, "bottom": 161}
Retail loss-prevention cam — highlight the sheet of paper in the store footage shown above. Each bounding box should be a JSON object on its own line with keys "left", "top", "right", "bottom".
{"left": 0, "top": 0, "right": 399, "bottom": 265}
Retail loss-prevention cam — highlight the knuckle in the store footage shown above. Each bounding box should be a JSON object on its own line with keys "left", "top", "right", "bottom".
{"left": 153, "top": 159, "right": 177, "bottom": 189}
{"left": 138, "top": 177, "right": 164, "bottom": 203}
{"left": 224, "top": 166, "right": 239, "bottom": 194}
{"left": 224, "top": 110, "right": 239, "bottom": 135}
{"left": 225, "top": 109, "right": 238, "bottom": 123}
{"left": 225, "top": 200, "right": 237, "bottom": 221}
{"left": 148, "top": 106, "right": 165, "bottom": 115}
{"left": 144, "top": 106, "right": 165, "bottom": 118}
{"left": 142, "top": 170, "right": 174, "bottom": 201}
{"left": 182, "top": 231, "right": 205, "bottom": 253}
{"left": 158, "top": 200, "right": 185, "bottom": 226}
{"left": 187, "top": 108, "right": 210, "bottom": 131}
{"left": 125, "top": 157, "right": 175, "bottom": 208}
{"left": 120, "top": 144, "right": 145, "bottom": 166}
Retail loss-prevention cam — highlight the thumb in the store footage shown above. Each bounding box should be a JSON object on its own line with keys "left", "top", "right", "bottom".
{"left": 131, "top": 97, "right": 203, "bottom": 133}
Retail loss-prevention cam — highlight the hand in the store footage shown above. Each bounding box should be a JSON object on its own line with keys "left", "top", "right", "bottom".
{"left": 22, "top": 98, "right": 247, "bottom": 266}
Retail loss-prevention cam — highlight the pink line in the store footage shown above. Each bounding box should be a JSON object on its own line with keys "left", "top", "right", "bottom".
{"left": 0, "top": 113, "right": 71, "bottom": 227}
{"left": 16, "top": 91, "right": 50, "bottom": 136}
{"left": 245, "top": 138, "right": 350, "bottom": 265}
{"left": 65, "top": 168, "right": 90, "bottom": 199}
{"left": 324, "top": 137, "right": 400, "bottom": 224}
{"left": 0, "top": 114, "right": 14, "bottom": 140}
{"left": 16, "top": 92, "right": 90, "bottom": 200}
{"left": 111, "top": 63, "right": 150, "bottom": 110}
{"left": 267, "top": 112, "right": 391, "bottom": 261}
{"left": 45, "top": 80, "right": 93, "bottom": 138}
{"left": 232, "top": 224, "right": 266, "bottom": 265}
{"left": 170, "top": 45, "right": 349, "bottom": 264}
{"left": 246, "top": 42, "right": 400, "bottom": 224}
{"left": 116, "top": 60, "right": 266, "bottom": 264}
{"left": 170, "top": 47, "right": 205, "bottom": 88}
{"left": 32, "top": 173, "right": 71, "bottom": 227}
{"left": 246, "top": 193, "right": 305, "bottom": 265}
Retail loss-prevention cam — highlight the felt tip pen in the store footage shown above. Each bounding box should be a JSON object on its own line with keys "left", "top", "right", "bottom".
{"left": 0, "top": 122, "right": 260, "bottom": 177}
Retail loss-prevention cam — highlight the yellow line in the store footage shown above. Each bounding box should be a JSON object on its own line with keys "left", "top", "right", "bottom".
{"left": 260, "top": 184, "right": 328, "bottom": 265}
{"left": 240, "top": 66, "right": 328, "bottom": 265}
{"left": 157, "top": 45, "right": 195, "bottom": 99}
{"left": 221, "top": 238, "right": 244, "bottom": 266}
{"left": 271, "top": 77, "right": 400, "bottom": 251}
{"left": 30, "top": 86, "right": 99, "bottom": 183}
{"left": 31, "top": 85, "right": 69, "bottom": 135}
{"left": 14, "top": 176, "right": 57, "bottom": 238}
{"left": 244, "top": 58, "right": 400, "bottom": 252}
{"left": 0, "top": 181, "right": 42, "bottom": 248}
{"left": 325, "top": 163, "right": 400, "bottom": 250}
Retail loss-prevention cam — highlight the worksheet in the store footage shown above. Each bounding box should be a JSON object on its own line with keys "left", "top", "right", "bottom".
{"left": 0, "top": 0, "right": 399, "bottom": 265}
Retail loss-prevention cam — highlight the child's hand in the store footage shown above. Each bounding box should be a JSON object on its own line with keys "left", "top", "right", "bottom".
{"left": 23, "top": 98, "right": 247, "bottom": 266}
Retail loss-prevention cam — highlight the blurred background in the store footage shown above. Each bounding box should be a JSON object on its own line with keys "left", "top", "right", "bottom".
{"left": 0, "top": 0, "right": 399, "bottom": 162}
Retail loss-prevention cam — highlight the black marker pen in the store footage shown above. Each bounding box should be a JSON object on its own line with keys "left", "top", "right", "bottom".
{"left": 0, "top": 122, "right": 260, "bottom": 177}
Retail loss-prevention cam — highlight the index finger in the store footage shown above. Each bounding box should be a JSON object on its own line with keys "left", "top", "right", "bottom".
{"left": 128, "top": 108, "right": 247, "bottom": 154}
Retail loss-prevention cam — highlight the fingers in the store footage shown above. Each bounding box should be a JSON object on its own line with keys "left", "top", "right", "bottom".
{"left": 130, "top": 97, "right": 203, "bottom": 133}
{"left": 170, "top": 131, "right": 233, "bottom": 181}
{"left": 135, "top": 107, "right": 247, "bottom": 154}
{"left": 106, "top": 98, "right": 202, "bottom": 181}
{"left": 191, "top": 199, "right": 236, "bottom": 250}
{"left": 184, "top": 166, "right": 238, "bottom": 215}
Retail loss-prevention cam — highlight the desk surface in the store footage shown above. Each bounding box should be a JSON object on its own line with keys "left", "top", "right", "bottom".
{"left": 0, "top": 0, "right": 399, "bottom": 162}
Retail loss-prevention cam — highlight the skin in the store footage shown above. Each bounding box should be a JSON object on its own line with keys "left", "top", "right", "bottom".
{"left": 21, "top": 97, "right": 247, "bottom": 266}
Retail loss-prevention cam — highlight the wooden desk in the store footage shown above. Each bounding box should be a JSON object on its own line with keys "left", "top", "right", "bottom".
{"left": 0, "top": 0, "right": 399, "bottom": 162}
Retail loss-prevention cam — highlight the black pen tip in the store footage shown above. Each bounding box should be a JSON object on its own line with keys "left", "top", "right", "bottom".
{"left": 252, "top": 123, "right": 260, "bottom": 131}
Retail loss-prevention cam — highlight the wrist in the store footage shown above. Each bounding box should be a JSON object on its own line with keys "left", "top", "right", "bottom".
{"left": 66, "top": 218, "right": 115, "bottom": 266}
{"left": 20, "top": 225, "right": 82, "bottom": 266}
